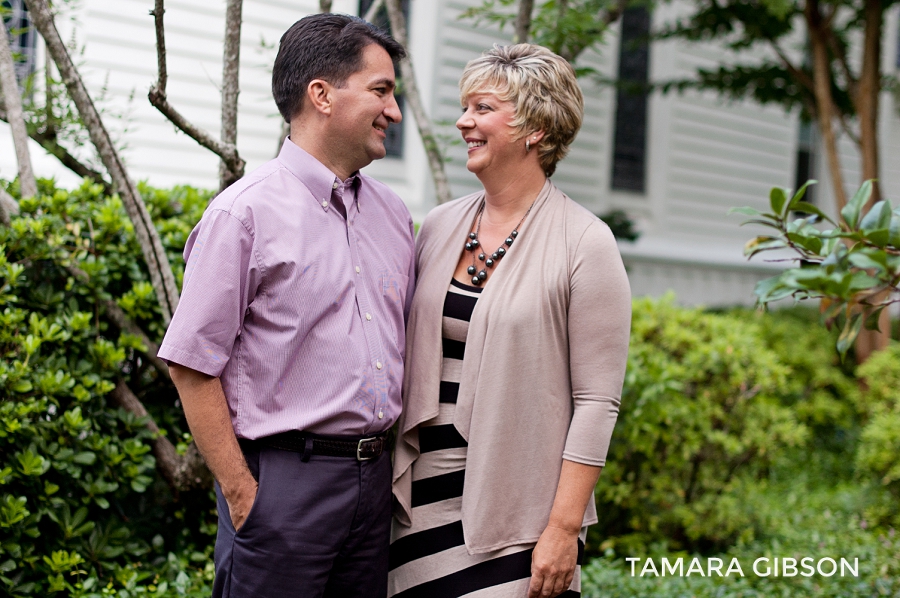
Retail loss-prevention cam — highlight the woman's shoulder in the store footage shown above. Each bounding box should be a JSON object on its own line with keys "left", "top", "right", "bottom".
{"left": 550, "top": 186, "right": 617, "bottom": 250}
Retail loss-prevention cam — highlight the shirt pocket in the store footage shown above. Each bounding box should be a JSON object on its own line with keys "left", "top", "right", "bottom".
{"left": 382, "top": 272, "right": 410, "bottom": 349}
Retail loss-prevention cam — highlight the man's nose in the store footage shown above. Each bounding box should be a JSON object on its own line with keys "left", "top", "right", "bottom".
{"left": 385, "top": 93, "right": 402, "bottom": 124}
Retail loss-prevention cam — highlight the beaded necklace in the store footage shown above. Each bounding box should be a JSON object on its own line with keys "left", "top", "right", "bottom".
{"left": 464, "top": 198, "right": 535, "bottom": 286}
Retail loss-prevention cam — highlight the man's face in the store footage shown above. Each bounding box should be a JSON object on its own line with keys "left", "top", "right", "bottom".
{"left": 328, "top": 44, "right": 402, "bottom": 173}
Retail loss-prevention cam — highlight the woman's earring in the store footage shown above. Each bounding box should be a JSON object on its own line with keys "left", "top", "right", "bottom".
{"left": 525, "top": 139, "right": 531, "bottom": 152}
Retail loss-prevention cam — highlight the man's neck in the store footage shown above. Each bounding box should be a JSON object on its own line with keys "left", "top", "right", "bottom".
{"left": 289, "top": 122, "right": 355, "bottom": 181}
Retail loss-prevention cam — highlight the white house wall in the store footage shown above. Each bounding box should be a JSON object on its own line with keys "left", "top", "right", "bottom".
{"left": 2, "top": 0, "right": 899, "bottom": 307}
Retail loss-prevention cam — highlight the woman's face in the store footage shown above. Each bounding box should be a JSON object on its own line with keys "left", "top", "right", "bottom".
{"left": 456, "top": 91, "right": 521, "bottom": 177}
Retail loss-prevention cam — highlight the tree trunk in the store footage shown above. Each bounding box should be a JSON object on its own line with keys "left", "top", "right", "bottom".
{"left": 319, "top": 0, "right": 333, "bottom": 12}
{"left": 219, "top": 0, "right": 244, "bottom": 191}
{"left": 25, "top": 0, "right": 181, "bottom": 325}
{"left": 804, "top": 0, "right": 848, "bottom": 214}
{"left": 852, "top": 0, "right": 888, "bottom": 363}
{"left": 0, "top": 24, "right": 37, "bottom": 198}
{"left": 384, "top": 0, "right": 452, "bottom": 204}
{"left": 515, "top": 0, "right": 535, "bottom": 43}
{"left": 110, "top": 381, "right": 211, "bottom": 492}
{"left": 855, "top": 0, "right": 882, "bottom": 203}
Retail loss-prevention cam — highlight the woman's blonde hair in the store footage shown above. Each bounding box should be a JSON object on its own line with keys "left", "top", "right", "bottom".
{"left": 459, "top": 44, "right": 584, "bottom": 177}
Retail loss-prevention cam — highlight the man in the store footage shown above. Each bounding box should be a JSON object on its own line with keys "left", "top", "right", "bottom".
{"left": 158, "top": 14, "right": 414, "bottom": 597}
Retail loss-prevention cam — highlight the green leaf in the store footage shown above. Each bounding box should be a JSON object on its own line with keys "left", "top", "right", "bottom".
{"left": 840, "top": 180, "right": 873, "bottom": 229}
{"left": 860, "top": 200, "right": 892, "bottom": 232}
{"left": 769, "top": 187, "right": 788, "bottom": 216}
{"left": 73, "top": 452, "right": 96, "bottom": 465}
{"left": 837, "top": 313, "right": 863, "bottom": 358}
{"left": 848, "top": 252, "right": 888, "bottom": 273}
{"left": 889, "top": 213, "right": 900, "bottom": 246}
{"left": 728, "top": 206, "right": 765, "bottom": 216}
{"left": 786, "top": 180, "right": 816, "bottom": 212}
{"left": 744, "top": 236, "right": 786, "bottom": 258}
{"left": 791, "top": 201, "right": 834, "bottom": 224}
{"left": 865, "top": 306, "right": 886, "bottom": 332}
{"left": 864, "top": 228, "right": 890, "bottom": 248}
{"left": 11, "top": 380, "right": 33, "bottom": 393}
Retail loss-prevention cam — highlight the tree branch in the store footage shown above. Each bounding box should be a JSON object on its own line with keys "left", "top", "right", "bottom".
{"left": 824, "top": 28, "right": 857, "bottom": 99}
{"left": 147, "top": 0, "right": 245, "bottom": 186}
{"left": 0, "top": 186, "right": 17, "bottom": 226}
{"left": 218, "top": 0, "right": 244, "bottom": 191}
{"left": 65, "top": 263, "right": 171, "bottom": 380}
{"left": 515, "top": 0, "right": 535, "bottom": 43}
{"left": 363, "top": 0, "right": 384, "bottom": 23}
{"left": 384, "top": 0, "right": 452, "bottom": 204}
{"left": 110, "top": 380, "right": 211, "bottom": 492}
{"left": 26, "top": 0, "right": 180, "bottom": 324}
{"left": 0, "top": 106, "right": 114, "bottom": 194}
{"left": 0, "top": 23, "right": 37, "bottom": 198}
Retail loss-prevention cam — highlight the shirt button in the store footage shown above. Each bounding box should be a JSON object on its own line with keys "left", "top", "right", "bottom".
{"left": 378, "top": 410, "right": 384, "bottom": 419}
{"left": 376, "top": 361, "right": 383, "bottom": 370}
{"left": 365, "top": 313, "right": 372, "bottom": 321}
{"left": 321, "top": 200, "right": 328, "bottom": 208}
{"left": 332, "top": 181, "right": 339, "bottom": 189}
{"left": 355, "top": 266, "right": 361, "bottom": 274}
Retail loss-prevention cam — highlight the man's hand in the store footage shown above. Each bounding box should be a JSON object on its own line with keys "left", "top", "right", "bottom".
{"left": 527, "top": 525, "right": 578, "bottom": 598}
{"left": 224, "top": 476, "right": 259, "bottom": 531}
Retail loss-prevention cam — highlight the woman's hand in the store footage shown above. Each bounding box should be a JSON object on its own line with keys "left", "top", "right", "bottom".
{"left": 527, "top": 524, "right": 579, "bottom": 597}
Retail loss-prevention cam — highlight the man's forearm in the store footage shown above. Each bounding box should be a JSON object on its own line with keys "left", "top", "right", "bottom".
{"left": 169, "top": 363, "right": 257, "bottom": 523}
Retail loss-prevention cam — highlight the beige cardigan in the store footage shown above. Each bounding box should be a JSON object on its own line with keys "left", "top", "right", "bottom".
{"left": 393, "top": 180, "right": 631, "bottom": 554}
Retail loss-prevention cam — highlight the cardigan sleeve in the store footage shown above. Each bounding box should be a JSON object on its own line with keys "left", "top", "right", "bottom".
{"left": 562, "top": 220, "right": 632, "bottom": 466}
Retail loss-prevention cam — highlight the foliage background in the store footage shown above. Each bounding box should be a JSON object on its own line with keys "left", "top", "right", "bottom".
{"left": 2, "top": 181, "right": 899, "bottom": 596}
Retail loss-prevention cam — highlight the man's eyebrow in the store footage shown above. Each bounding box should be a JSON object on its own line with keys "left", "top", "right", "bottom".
{"left": 370, "top": 78, "right": 396, "bottom": 90}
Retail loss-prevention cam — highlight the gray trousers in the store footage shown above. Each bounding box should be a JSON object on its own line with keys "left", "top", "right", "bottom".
{"left": 212, "top": 442, "right": 392, "bottom": 598}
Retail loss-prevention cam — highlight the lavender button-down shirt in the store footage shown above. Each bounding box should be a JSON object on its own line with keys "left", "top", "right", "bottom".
{"left": 158, "top": 140, "right": 415, "bottom": 439}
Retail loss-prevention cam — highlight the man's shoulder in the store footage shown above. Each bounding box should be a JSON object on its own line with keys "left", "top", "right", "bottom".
{"left": 358, "top": 172, "right": 410, "bottom": 217}
{"left": 206, "top": 159, "right": 290, "bottom": 215}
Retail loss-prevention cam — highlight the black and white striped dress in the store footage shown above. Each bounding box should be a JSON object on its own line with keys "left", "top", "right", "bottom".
{"left": 388, "top": 279, "right": 584, "bottom": 598}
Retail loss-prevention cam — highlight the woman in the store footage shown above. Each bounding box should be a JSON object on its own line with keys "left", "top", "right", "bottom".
{"left": 390, "top": 44, "right": 631, "bottom": 598}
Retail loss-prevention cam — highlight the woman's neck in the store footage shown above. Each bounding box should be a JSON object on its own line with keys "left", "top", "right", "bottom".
{"left": 479, "top": 167, "right": 547, "bottom": 225}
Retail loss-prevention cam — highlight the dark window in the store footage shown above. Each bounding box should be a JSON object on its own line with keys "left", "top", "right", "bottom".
{"left": 794, "top": 120, "right": 817, "bottom": 205}
{"left": 2, "top": 0, "right": 36, "bottom": 91}
{"left": 359, "top": 0, "right": 408, "bottom": 158}
{"left": 611, "top": 6, "right": 651, "bottom": 193}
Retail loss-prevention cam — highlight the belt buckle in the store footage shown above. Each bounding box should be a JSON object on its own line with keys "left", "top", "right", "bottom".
{"left": 356, "top": 437, "right": 380, "bottom": 461}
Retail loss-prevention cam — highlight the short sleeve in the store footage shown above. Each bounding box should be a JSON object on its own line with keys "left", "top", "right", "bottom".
{"left": 158, "top": 209, "right": 259, "bottom": 377}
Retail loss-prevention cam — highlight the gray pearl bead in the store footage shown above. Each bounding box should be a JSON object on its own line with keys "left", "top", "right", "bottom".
{"left": 486, "top": 258, "right": 495, "bottom": 267}
{"left": 506, "top": 237, "right": 514, "bottom": 246}
{"left": 497, "top": 247, "right": 506, "bottom": 257}
{"left": 478, "top": 253, "right": 485, "bottom": 261}
{"left": 467, "top": 265, "right": 476, "bottom": 275}
{"left": 472, "top": 276, "right": 481, "bottom": 285}
{"left": 478, "top": 269, "right": 487, "bottom": 280}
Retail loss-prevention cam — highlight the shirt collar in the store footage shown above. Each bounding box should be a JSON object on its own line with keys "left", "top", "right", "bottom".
{"left": 277, "top": 138, "right": 363, "bottom": 212}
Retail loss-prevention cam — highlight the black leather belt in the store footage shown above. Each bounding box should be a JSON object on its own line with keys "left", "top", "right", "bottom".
{"left": 246, "top": 430, "right": 389, "bottom": 462}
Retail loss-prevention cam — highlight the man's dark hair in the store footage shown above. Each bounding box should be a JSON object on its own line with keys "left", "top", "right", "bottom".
{"left": 272, "top": 13, "right": 406, "bottom": 123}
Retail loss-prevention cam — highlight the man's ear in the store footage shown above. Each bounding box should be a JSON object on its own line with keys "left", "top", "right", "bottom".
{"left": 306, "top": 79, "right": 333, "bottom": 115}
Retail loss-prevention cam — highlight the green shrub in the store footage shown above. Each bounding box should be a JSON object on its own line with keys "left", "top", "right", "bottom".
{"left": 593, "top": 298, "right": 813, "bottom": 555}
{"left": 856, "top": 343, "right": 900, "bottom": 499}
{"left": 583, "top": 475, "right": 900, "bottom": 597}
{"left": 1, "top": 180, "right": 214, "bottom": 596}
